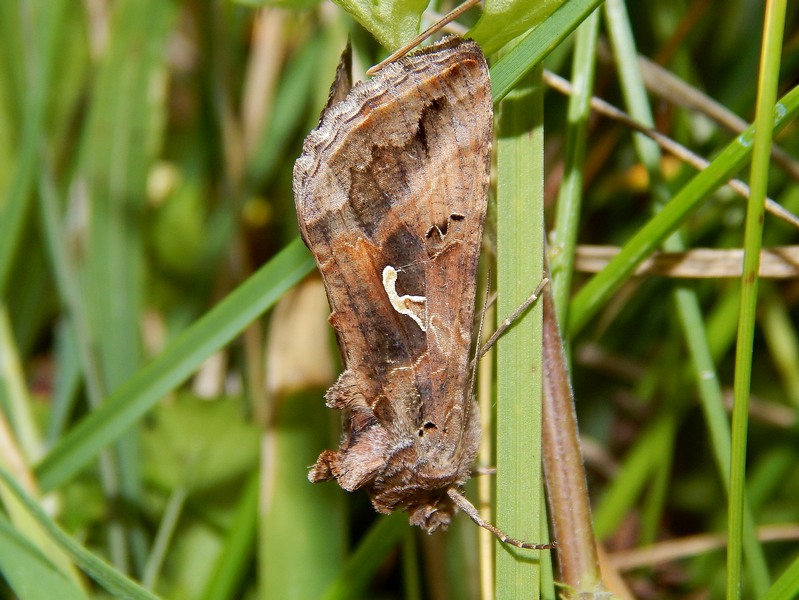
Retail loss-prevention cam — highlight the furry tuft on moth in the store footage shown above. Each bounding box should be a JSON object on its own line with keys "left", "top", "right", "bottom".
{"left": 292, "top": 36, "right": 553, "bottom": 551}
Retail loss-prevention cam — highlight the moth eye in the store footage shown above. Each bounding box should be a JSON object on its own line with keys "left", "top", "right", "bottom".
{"left": 450, "top": 213, "right": 465, "bottom": 222}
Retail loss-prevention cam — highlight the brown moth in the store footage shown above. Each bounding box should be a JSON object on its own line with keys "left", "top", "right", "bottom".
{"left": 293, "top": 36, "right": 551, "bottom": 549}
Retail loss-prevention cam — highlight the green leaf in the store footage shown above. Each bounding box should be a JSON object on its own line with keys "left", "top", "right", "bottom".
{"left": 331, "top": 0, "right": 428, "bottom": 49}
{"left": 469, "top": 0, "right": 566, "bottom": 55}
{"left": 261, "top": 390, "right": 347, "bottom": 599}
{"left": 763, "top": 552, "right": 799, "bottom": 600}
{"left": 495, "top": 63, "right": 550, "bottom": 596}
{"left": 488, "top": 0, "right": 604, "bottom": 102}
{"left": 321, "top": 513, "right": 407, "bottom": 600}
{"left": 140, "top": 395, "right": 260, "bottom": 493}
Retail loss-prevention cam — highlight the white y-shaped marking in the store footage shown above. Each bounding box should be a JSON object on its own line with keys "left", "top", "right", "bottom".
{"left": 382, "top": 265, "right": 427, "bottom": 332}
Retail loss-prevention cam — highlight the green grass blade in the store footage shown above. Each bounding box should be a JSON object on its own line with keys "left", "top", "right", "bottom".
{"left": 495, "top": 65, "right": 549, "bottom": 597}
{"left": 0, "top": 513, "right": 88, "bottom": 600}
{"left": 603, "top": 0, "right": 666, "bottom": 198}
{"left": 80, "top": 0, "right": 177, "bottom": 392}
{"left": 34, "top": 239, "right": 314, "bottom": 492}
{"left": 489, "top": 0, "right": 603, "bottom": 103}
{"left": 727, "top": 2, "right": 787, "bottom": 597}
{"left": 0, "top": 0, "right": 67, "bottom": 296}
{"left": 550, "top": 8, "right": 600, "bottom": 325}
{"left": 199, "top": 474, "right": 258, "bottom": 600}
{"left": 261, "top": 389, "right": 347, "bottom": 599}
{"left": 245, "top": 33, "right": 326, "bottom": 188}
{"left": 763, "top": 553, "right": 799, "bottom": 600}
{"left": 321, "top": 513, "right": 407, "bottom": 600}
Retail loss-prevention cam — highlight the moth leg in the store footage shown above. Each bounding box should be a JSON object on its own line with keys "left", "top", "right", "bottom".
{"left": 446, "top": 487, "right": 556, "bottom": 550}
{"left": 472, "top": 277, "right": 549, "bottom": 366}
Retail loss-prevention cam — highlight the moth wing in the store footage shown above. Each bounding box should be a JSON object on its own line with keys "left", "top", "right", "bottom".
{"left": 293, "top": 37, "right": 492, "bottom": 429}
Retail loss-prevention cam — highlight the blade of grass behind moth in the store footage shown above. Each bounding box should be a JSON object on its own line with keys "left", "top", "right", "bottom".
{"left": 34, "top": 239, "right": 315, "bottom": 492}
{"left": 495, "top": 64, "right": 549, "bottom": 597}
{"left": 568, "top": 83, "right": 799, "bottom": 338}
{"left": 603, "top": 0, "right": 668, "bottom": 202}
{"left": 0, "top": 0, "right": 67, "bottom": 296}
{"left": 488, "top": 0, "right": 604, "bottom": 103}
{"left": 198, "top": 473, "right": 258, "bottom": 600}
{"left": 762, "top": 552, "right": 799, "bottom": 600}
{"left": 550, "top": 9, "right": 600, "bottom": 329}
{"left": 0, "top": 341, "right": 82, "bottom": 588}
{"left": 320, "top": 513, "right": 407, "bottom": 600}
{"left": 760, "top": 289, "right": 799, "bottom": 406}
{"left": 79, "top": 0, "right": 178, "bottom": 396}
{"left": 729, "top": 3, "right": 787, "bottom": 596}
{"left": 245, "top": 31, "right": 326, "bottom": 188}
{"left": 38, "top": 156, "right": 146, "bottom": 573}
{"left": 260, "top": 280, "right": 346, "bottom": 599}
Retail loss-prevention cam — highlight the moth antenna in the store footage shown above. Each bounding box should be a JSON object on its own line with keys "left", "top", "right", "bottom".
{"left": 468, "top": 270, "right": 492, "bottom": 396}
{"left": 472, "top": 278, "right": 550, "bottom": 367}
{"left": 447, "top": 487, "right": 555, "bottom": 550}
{"left": 397, "top": 259, "right": 424, "bottom": 271}
{"left": 366, "top": 0, "right": 482, "bottom": 75}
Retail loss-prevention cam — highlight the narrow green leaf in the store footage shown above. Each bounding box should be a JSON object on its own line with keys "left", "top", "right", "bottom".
{"left": 469, "top": 0, "right": 565, "bottom": 55}
{"left": 332, "top": 0, "right": 427, "bottom": 49}
{"left": 0, "top": 0, "right": 68, "bottom": 296}
{"left": 199, "top": 474, "right": 259, "bottom": 600}
{"left": 495, "top": 64, "right": 549, "bottom": 597}
{"left": 261, "top": 390, "right": 347, "bottom": 599}
{"left": 0, "top": 514, "right": 88, "bottom": 600}
{"left": 763, "top": 553, "right": 799, "bottom": 600}
{"left": 321, "top": 513, "right": 406, "bottom": 600}
{"left": 488, "top": 0, "right": 604, "bottom": 103}
{"left": 728, "top": 2, "right": 787, "bottom": 597}
{"left": 550, "top": 8, "right": 600, "bottom": 324}
{"left": 80, "top": 0, "right": 177, "bottom": 392}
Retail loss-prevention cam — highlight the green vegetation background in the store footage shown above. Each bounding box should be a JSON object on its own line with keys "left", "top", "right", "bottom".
{"left": 1, "top": 0, "right": 798, "bottom": 598}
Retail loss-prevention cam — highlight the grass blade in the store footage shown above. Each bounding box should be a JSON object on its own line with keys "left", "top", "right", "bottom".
{"left": 727, "top": 2, "right": 787, "bottom": 597}
{"left": 495, "top": 64, "right": 550, "bottom": 597}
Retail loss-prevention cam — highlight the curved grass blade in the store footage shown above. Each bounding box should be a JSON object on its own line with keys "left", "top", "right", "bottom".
{"left": 489, "top": 0, "right": 604, "bottom": 103}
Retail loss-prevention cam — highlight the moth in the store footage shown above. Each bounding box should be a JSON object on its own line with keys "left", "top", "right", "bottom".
{"left": 293, "top": 36, "right": 551, "bottom": 549}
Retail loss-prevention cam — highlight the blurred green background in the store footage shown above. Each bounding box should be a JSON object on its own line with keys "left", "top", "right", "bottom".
{"left": 1, "top": 0, "right": 799, "bottom": 598}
